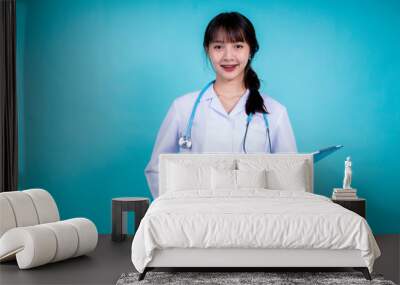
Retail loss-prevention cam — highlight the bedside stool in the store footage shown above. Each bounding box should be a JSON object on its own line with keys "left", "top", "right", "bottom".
{"left": 112, "top": 197, "right": 150, "bottom": 242}
{"left": 332, "top": 198, "right": 366, "bottom": 218}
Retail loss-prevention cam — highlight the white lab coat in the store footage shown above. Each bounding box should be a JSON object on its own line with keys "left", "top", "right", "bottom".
{"left": 145, "top": 85, "right": 297, "bottom": 198}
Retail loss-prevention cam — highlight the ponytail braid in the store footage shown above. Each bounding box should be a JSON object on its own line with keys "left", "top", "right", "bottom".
{"left": 244, "top": 66, "right": 268, "bottom": 115}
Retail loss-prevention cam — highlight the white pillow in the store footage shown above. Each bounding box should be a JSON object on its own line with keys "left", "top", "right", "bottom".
{"left": 265, "top": 165, "right": 307, "bottom": 191}
{"left": 166, "top": 159, "right": 235, "bottom": 192}
{"left": 211, "top": 168, "right": 236, "bottom": 190}
{"left": 236, "top": 169, "right": 268, "bottom": 189}
{"left": 237, "top": 159, "right": 309, "bottom": 191}
{"left": 167, "top": 162, "right": 210, "bottom": 191}
{"left": 211, "top": 168, "right": 268, "bottom": 190}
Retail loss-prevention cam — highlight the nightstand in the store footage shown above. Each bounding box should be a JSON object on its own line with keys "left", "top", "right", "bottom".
{"left": 332, "top": 198, "right": 366, "bottom": 218}
{"left": 112, "top": 197, "right": 150, "bottom": 242}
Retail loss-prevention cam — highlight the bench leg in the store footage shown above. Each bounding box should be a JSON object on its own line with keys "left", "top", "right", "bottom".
{"left": 354, "top": 267, "right": 371, "bottom": 280}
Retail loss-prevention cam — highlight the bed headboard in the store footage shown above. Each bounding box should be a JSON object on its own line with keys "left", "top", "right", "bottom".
{"left": 159, "top": 153, "right": 314, "bottom": 196}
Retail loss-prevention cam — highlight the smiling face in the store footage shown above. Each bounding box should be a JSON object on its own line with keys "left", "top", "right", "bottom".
{"left": 206, "top": 29, "right": 251, "bottom": 82}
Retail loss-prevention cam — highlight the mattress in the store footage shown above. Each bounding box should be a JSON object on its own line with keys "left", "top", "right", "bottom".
{"left": 131, "top": 189, "right": 380, "bottom": 273}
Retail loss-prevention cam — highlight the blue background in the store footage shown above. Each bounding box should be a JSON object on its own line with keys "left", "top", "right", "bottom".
{"left": 16, "top": 0, "right": 400, "bottom": 234}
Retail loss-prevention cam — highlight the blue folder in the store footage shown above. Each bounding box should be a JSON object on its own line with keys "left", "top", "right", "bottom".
{"left": 312, "top": 145, "right": 343, "bottom": 162}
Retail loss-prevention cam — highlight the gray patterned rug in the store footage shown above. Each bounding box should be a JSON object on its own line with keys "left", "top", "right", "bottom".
{"left": 116, "top": 271, "right": 396, "bottom": 285}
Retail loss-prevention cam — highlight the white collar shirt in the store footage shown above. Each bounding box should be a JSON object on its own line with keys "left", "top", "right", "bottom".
{"left": 145, "top": 84, "right": 297, "bottom": 198}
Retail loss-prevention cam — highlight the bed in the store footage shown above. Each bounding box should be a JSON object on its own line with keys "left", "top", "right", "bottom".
{"left": 131, "top": 153, "right": 380, "bottom": 281}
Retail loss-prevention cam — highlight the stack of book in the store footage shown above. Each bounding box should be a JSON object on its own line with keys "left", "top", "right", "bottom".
{"left": 332, "top": 188, "right": 358, "bottom": 200}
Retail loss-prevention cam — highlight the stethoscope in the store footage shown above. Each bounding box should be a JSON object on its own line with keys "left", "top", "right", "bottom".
{"left": 178, "top": 80, "right": 272, "bottom": 153}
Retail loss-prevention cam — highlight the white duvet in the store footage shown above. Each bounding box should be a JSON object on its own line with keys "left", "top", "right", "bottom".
{"left": 131, "top": 190, "right": 380, "bottom": 273}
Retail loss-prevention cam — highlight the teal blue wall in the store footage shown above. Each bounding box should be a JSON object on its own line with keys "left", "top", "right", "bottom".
{"left": 17, "top": 0, "right": 400, "bottom": 234}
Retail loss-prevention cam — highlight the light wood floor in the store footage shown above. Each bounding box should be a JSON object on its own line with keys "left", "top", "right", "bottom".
{"left": 0, "top": 234, "right": 398, "bottom": 285}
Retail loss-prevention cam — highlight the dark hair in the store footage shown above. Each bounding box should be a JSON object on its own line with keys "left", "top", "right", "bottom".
{"left": 203, "top": 12, "right": 268, "bottom": 115}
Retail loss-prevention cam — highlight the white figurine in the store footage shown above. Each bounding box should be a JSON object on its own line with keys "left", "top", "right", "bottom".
{"left": 343, "top": 156, "right": 352, "bottom": 189}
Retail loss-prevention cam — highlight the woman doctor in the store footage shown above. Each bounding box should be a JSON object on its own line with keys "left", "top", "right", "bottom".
{"left": 145, "top": 12, "right": 297, "bottom": 198}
